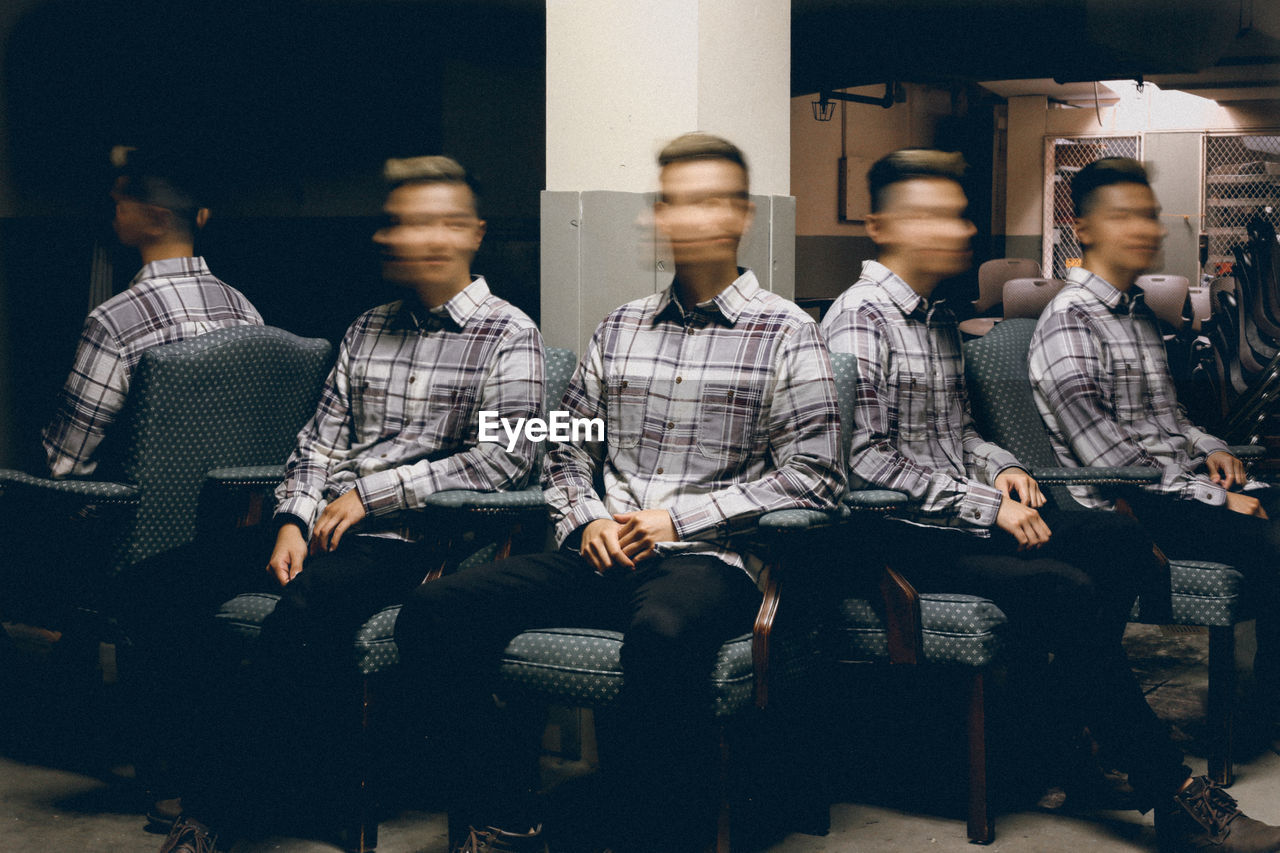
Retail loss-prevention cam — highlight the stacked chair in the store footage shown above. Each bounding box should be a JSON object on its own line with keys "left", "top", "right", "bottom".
{"left": 0, "top": 325, "right": 332, "bottom": 664}
{"left": 957, "top": 257, "right": 1042, "bottom": 337}
{"left": 1001, "top": 277, "right": 1066, "bottom": 321}
{"left": 1163, "top": 219, "right": 1280, "bottom": 451}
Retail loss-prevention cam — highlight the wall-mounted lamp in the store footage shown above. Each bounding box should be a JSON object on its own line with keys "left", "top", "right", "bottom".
{"left": 811, "top": 83, "right": 905, "bottom": 120}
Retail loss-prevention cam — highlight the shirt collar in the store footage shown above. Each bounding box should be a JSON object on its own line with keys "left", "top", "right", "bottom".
{"left": 393, "top": 275, "right": 491, "bottom": 332}
{"left": 130, "top": 256, "right": 211, "bottom": 287}
{"left": 1067, "top": 266, "right": 1136, "bottom": 312}
{"left": 860, "top": 260, "right": 932, "bottom": 318}
{"left": 653, "top": 268, "right": 760, "bottom": 327}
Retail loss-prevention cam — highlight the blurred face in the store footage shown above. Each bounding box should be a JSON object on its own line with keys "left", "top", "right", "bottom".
{"left": 1074, "top": 182, "right": 1165, "bottom": 277}
{"left": 867, "top": 177, "right": 976, "bottom": 282}
{"left": 373, "top": 181, "right": 485, "bottom": 290}
{"left": 110, "top": 176, "right": 153, "bottom": 248}
{"left": 654, "top": 159, "right": 752, "bottom": 268}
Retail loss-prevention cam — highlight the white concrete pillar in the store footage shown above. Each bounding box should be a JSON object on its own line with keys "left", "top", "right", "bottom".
{"left": 542, "top": 0, "right": 792, "bottom": 354}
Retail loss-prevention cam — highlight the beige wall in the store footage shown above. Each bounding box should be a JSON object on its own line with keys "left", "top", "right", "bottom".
{"left": 791, "top": 84, "right": 954, "bottom": 238}
{"left": 546, "top": 0, "right": 789, "bottom": 196}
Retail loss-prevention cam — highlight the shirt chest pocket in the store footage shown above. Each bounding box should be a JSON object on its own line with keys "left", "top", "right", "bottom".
{"left": 697, "top": 381, "right": 763, "bottom": 464}
{"left": 607, "top": 375, "right": 650, "bottom": 450}
{"left": 422, "top": 382, "right": 479, "bottom": 443}
{"left": 893, "top": 368, "right": 933, "bottom": 442}
{"left": 1109, "top": 364, "right": 1148, "bottom": 423}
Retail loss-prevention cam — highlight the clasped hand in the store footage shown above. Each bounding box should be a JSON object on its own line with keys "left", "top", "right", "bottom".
{"left": 580, "top": 509, "right": 676, "bottom": 573}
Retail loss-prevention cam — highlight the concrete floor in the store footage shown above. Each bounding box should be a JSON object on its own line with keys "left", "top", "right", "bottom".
{"left": 2, "top": 623, "right": 1278, "bottom": 853}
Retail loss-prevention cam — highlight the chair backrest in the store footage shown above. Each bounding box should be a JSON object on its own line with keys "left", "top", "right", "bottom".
{"left": 1136, "top": 274, "right": 1190, "bottom": 329}
{"left": 115, "top": 325, "right": 333, "bottom": 568}
{"left": 1002, "top": 277, "right": 1065, "bottom": 320}
{"left": 544, "top": 346, "right": 578, "bottom": 412}
{"left": 976, "top": 258, "right": 1041, "bottom": 313}
{"left": 963, "top": 318, "right": 1079, "bottom": 511}
{"left": 828, "top": 351, "right": 859, "bottom": 479}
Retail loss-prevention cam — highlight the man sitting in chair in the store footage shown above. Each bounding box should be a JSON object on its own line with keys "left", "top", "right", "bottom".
{"left": 823, "top": 148, "right": 1280, "bottom": 853}
{"left": 1029, "top": 151, "right": 1280, "bottom": 769}
{"left": 42, "top": 147, "right": 262, "bottom": 478}
{"left": 154, "top": 155, "right": 545, "bottom": 853}
{"left": 392, "top": 132, "right": 845, "bottom": 853}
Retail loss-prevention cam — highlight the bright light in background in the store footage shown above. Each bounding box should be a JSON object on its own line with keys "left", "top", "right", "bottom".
{"left": 1100, "top": 80, "right": 1221, "bottom": 129}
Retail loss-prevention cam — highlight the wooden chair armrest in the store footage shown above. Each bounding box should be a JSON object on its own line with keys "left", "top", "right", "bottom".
{"left": 880, "top": 565, "right": 922, "bottom": 665}
{"left": 752, "top": 564, "right": 780, "bottom": 709}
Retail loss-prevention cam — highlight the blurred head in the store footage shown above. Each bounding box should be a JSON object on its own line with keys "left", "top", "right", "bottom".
{"left": 1071, "top": 157, "right": 1165, "bottom": 278}
{"left": 110, "top": 148, "right": 208, "bottom": 248}
{"left": 866, "top": 149, "right": 976, "bottom": 286}
{"left": 373, "top": 155, "right": 485, "bottom": 292}
{"left": 653, "top": 132, "right": 753, "bottom": 269}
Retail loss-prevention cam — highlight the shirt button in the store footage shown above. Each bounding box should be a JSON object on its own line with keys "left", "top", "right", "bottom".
{"left": 686, "top": 327, "right": 694, "bottom": 335}
{"left": 675, "top": 376, "right": 682, "bottom": 383}
{"left": 621, "top": 380, "right": 629, "bottom": 388}
{"left": 666, "top": 421, "right": 675, "bottom": 429}
{"left": 408, "top": 376, "right": 416, "bottom": 384}
{"left": 656, "top": 467, "right": 664, "bottom": 475}
{"left": 971, "top": 509, "right": 980, "bottom": 519}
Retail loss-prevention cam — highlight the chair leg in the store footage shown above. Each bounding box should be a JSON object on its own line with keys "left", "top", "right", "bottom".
{"left": 342, "top": 677, "right": 379, "bottom": 853}
{"left": 967, "top": 671, "right": 993, "bottom": 845}
{"left": 1208, "top": 625, "right": 1237, "bottom": 787}
{"left": 717, "top": 728, "right": 732, "bottom": 853}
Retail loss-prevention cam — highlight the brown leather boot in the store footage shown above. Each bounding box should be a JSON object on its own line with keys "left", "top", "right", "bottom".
{"left": 1156, "top": 776, "right": 1280, "bottom": 852}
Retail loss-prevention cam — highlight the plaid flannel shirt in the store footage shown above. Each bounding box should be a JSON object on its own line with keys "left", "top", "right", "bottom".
{"left": 274, "top": 277, "right": 544, "bottom": 541}
{"left": 822, "top": 261, "right": 1022, "bottom": 535}
{"left": 42, "top": 257, "right": 263, "bottom": 477}
{"left": 1028, "top": 266, "right": 1230, "bottom": 510}
{"left": 542, "top": 269, "right": 845, "bottom": 581}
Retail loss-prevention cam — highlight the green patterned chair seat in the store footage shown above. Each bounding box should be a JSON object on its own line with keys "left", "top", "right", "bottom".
{"left": 832, "top": 593, "right": 1007, "bottom": 668}
{"left": 215, "top": 591, "right": 282, "bottom": 647}
{"left": 1132, "top": 559, "right": 1245, "bottom": 627}
{"left": 497, "top": 622, "right": 825, "bottom": 719}
{"left": 213, "top": 543, "right": 502, "bottom": 673}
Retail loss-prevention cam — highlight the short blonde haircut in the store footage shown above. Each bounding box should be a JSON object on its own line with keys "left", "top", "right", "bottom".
{"left": 383, "top": 155, "right": 471, "bottom": 188}
{"left": 657, "top": 132, "right": 749, "bottom": 190}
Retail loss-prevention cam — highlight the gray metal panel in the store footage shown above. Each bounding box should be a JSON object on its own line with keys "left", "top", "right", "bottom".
{"left": 770, "top": 195, "right": 797, "bottom": 300}
{"left": 539, "top": 191, "right": 583, "bottom": 352}
{"left": 578, "top": 191, "right": 657, "bottom": 354}
{"left": 1146, "top": 132, "right": 1203, "bottom": 282}
{"left": 740, "top": 194, "right": 771, "bottom": 289}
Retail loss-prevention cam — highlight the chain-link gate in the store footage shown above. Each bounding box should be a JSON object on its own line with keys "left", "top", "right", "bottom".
{"left": 1043, "top": 136, "right": 1141, "bottom": 279}
{"left": 1203, "top": 134, "right": 1280, "bottom": 275}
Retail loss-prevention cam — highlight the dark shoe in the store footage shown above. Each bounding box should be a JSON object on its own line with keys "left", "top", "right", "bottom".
{"left": 1157, "top": 776, "right": 1280, "bottom": 852}
{"left": 157, "top": 815, "right": 217, "bottom": 853}
{"left": 146, "top": 796, "right": 183, "bottom": 830}
{"left": 452, "top": 824, "right": 549, "bottom": 853}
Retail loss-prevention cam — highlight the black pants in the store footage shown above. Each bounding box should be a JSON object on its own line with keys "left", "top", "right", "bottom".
{"left": 875, "top": 507, "right": 1189, "bottom": 808}
{"left": 393, "top": 550, "right": 761, "bottom": 853}
{"left": 1126, "top": 489, "right": 1280, "bottom": 687}
{"left": 121, "top": 527, "right": 431, "bottom": 834}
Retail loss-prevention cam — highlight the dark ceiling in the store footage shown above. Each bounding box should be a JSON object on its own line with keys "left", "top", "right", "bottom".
{"left": 792, "top": 0, "right": 1280, "bottom": 95}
